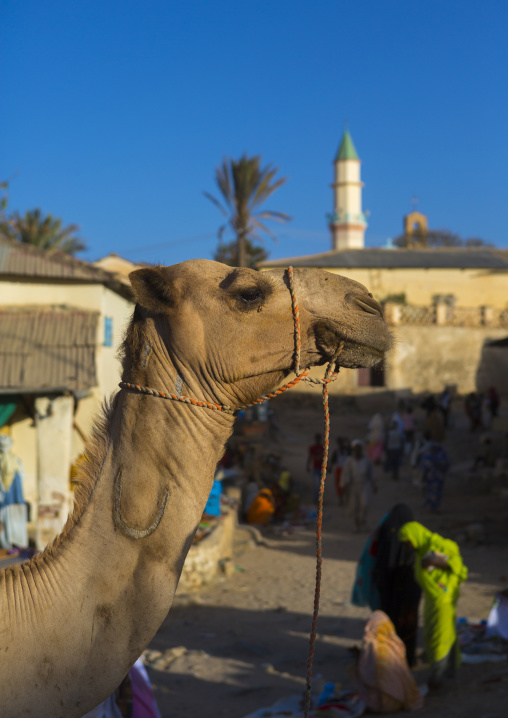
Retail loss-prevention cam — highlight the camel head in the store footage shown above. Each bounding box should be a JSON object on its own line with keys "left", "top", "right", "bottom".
{"left": 125, "top": 259, "right": 391, "bottom": 408}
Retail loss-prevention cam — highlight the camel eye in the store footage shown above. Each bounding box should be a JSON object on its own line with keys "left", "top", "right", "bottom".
{"left": 238, "top": 288, "right": 264, "bottom": 304}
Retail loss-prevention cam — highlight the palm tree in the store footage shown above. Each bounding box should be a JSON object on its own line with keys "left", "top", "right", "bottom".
{"left": 214, "top": 237, "right": 268, "bottom": 269}
{"left": 204, "top": 154, "right": 290, "bottom": 267}
{"left": 0, "top": 208, "right": 86, "bottom": 255}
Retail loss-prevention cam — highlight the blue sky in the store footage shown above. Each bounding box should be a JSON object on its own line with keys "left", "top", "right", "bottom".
{"left": 2, "top": 1, "right": 507, "bottom": 265}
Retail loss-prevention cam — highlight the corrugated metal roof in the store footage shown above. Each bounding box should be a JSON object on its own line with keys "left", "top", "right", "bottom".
{"left": 0, "top": 307, "right": 99, "bottom": 392}
{"left": 260, "top": 248, "right": 508, "bottom": 270}
{"left": 0, "top": 235, "right": 134, "bottom": 301}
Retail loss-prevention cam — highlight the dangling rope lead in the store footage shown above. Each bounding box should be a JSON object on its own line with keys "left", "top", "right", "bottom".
{"left": 119, "top": 267, "right": 342, "bottom": 717}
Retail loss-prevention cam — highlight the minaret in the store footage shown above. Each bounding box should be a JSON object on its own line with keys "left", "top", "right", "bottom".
{"left": 328, "top": 130, "right": 367, "bottom": 250}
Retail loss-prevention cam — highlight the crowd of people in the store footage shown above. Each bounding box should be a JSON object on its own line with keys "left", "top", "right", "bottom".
{"left": 340, "top": 386, "right": 505, "bottom": 704}
{"left": 303, "top": 387, "right": 503, "bottom": 702}
{"left": 227, "top": 385, "right": 503, "bottom": 707}
{"left": 329, "top": 384, "right": 503, "bottom": 533}
{"left": 239, "top": 384, "right": 504, "bottom": 536}
{"left": 234, "top": 385, "right": 503, "bottom": 536}
{"left": 304, "top": 390, "right": 456, "bottom": 534}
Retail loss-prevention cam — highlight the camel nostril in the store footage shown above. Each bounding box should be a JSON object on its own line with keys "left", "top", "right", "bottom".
{"left": 353, "top": 295, "right": 383, "bottom": 317}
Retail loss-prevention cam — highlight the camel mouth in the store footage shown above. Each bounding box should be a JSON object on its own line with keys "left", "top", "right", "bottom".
{"left": 333, "top": 343, "right": 386, "bottom": 370}
{"left": 314, "top": 320, "right": 392, "bottom": 370}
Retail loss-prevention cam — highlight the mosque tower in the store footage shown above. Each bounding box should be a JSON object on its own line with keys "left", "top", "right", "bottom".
{"left": 328, "top": 130, "right": 367, "bottom": 250}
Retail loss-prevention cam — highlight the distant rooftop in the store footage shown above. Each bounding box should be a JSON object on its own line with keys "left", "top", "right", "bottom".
{"left": 0, "top": 235, "right": 133, "bottom": 299}
{"left": 260, "top": 247, "right": 508, "bottom": 270}
{"left": 94, "top": 253, "right": 148, "bottom": 286}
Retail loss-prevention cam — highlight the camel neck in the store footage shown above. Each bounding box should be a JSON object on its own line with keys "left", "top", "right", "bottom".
{"left": 80, "top": 386, "right": 235, "bottom": 618}
{"left": 2, "top": 382, "right": 235, "bottom": 717}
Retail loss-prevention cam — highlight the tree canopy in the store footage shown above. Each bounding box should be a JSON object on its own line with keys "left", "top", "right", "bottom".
{"left": 0, "top": 207, "right": 86, "bottom": 255}
{"left": 204, "top": 154, "right": 290, "bottom": 267}
{"left": 394, "top": 228, "right": 493, "bottom": 249}
{"left": 214, "top": 237, "right": 268, "bottom": 269}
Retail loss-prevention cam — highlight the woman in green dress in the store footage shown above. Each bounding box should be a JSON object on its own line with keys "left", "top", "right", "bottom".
{"left": 399, "top": 521, "right": 468, "bottom": 689}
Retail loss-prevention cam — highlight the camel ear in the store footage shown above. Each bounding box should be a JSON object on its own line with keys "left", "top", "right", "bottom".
{"left": 129, "top": 267, "right": 180, "bottom": 312}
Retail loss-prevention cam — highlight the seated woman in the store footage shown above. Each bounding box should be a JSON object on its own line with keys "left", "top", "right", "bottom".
{"left": 354, "top": 611, "right": 424, "bottom": 713}
{"left": 270, "top": 468, "right": 300, "bottom": 520}
{"left": 246, "top": 488, "right": 275, "bottom": 525}
{"left": 399, "top": 521, "right": 468, "bottom": 689}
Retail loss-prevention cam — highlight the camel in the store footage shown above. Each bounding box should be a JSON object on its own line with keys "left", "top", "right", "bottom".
{"left": 0, "top": 259, "right": 391, "bottom": 717}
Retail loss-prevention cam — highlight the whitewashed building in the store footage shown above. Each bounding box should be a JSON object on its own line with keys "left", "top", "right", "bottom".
{"left": 0, "top": 235, "right": 134, "bottom": 547}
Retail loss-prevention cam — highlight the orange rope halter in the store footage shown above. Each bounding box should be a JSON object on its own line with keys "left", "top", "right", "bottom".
{"left": 119, "top": 266, "right": 342, "bottom": 717}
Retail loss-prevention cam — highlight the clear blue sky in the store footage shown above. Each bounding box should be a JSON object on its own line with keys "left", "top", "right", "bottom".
{"left": 2, "top": 1, "right": 507, "bottom": 265}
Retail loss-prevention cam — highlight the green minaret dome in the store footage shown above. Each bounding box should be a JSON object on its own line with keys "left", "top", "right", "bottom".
{"left": 335, "top": 130, "right": 359, "bottom": 161}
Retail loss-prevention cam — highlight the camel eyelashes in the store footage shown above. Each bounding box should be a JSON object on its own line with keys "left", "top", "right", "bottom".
{"left": 220, "top": 270, "right": 273, "bottom": 309}
{"left": 238, "top": 288, "right": 264, "bottom": 304}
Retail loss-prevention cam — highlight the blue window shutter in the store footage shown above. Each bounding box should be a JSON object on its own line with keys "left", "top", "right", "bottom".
{"left": 104, "top": 317, "right": 113, "bottom": 347}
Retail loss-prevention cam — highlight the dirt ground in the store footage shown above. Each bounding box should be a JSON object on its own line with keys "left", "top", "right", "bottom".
{"left": 145, "top": 391, "right": 508, "bottom": 718}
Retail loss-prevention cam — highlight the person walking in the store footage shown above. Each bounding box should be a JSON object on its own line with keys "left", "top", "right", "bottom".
{"left": 439, "top": 388, "right": 452, "bottom": 428}
{"left": 420, "top": 437, "right": 449, "bottom": 513}
{"left": 465, "top": 392, "right": 483, "bottom": 432}
{"left": 351, "top": 504, "right": 421, "bottom": 667}
{"left": 486, "top": 386, "right": 500, "bottom": 420}
{"left": 366, "top": 413, "right": 384, "bottom": 464}
{"left": 423, "top": 402, "right": 446, "bottom": 443}
{"left": 399, "top": 521, "right": 468, "bottom": 690}
{"left": 306, "top": 433, "right": 324, "bottom": 503}
{"left": 402, "top": 406, "right": 416, "bottom": 456}
{"left": 384, "top": 421, "right": 404, "bottom": 481}
{"left": 342, "top": 439, "right": 377, "bottom": 532}
{"left": 330, "top": 436, "right": 350, "bottom": 505}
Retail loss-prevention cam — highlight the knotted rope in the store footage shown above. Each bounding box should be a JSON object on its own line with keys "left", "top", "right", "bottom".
{"left": 119, "top": 266, "right": 342, "bottom": 717}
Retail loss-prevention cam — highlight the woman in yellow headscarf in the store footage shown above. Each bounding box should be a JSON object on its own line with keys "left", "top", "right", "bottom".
{"left": 246, "top": 488, "right": 275, "bottom": 525}
{"left": 355, "top": 610, "right": 424, "bottom": 712}
{"left": 399, "top": 521, "right": 467, "bottom": 689}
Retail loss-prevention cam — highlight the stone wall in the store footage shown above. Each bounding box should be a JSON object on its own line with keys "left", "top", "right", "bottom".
{"left": 177, "top": 506, "right": 238, "bottom": 593}
{"left": 385, "top": 302, "right": 508, "bottom": 394}
{"left": 387, "top": 324, "right": 508, "bottom": 395}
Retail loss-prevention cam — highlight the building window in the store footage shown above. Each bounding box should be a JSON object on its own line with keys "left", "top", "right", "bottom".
{"left": 104, "top": 317, "right": 113, "bottom": 347}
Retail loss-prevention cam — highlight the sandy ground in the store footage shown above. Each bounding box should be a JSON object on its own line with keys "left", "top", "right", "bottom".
{"left": 145, "top": 392, "right": 508, "bottom": 718}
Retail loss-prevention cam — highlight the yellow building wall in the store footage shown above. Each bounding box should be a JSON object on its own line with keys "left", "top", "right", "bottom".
{"left": 0, "top": 281, "right": 105, "bottom": 310}
{"left": 316, "top": 267, "right": 508, "bottom": 308}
